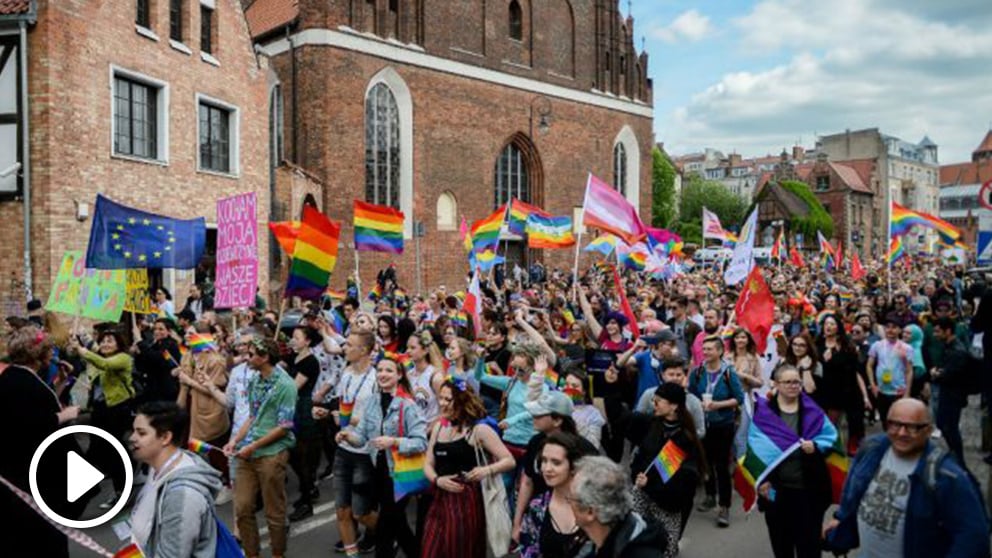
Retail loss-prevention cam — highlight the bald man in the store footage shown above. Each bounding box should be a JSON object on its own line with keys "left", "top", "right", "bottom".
{"left": 823, "top": 399, "right": 989, "bottom": 558}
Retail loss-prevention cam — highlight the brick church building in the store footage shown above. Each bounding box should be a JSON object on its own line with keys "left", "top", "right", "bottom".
{"left": 247, "top": 0, "right": 654, "bottom": 291}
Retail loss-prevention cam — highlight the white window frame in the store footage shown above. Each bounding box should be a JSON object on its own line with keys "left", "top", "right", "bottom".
{"left": 612, "top": 125, "right": 640, "bottom": 210}
{"left": 365, "top": 66, "right": 413, "bottom": 239}
{"left": 109, "top": 65, "right": 170, "bottom": 165}
{"left": 195, "top": 92, "right": 240, "bottom": 177}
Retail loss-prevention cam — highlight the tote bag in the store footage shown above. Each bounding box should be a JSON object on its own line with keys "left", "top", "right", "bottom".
{"left": 472, "top": 427, "right": 512, "bottom": 557}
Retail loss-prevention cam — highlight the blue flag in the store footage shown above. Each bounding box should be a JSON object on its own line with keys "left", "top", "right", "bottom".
{"left": 85, "top": 194, "right": 206, "bottom": 269}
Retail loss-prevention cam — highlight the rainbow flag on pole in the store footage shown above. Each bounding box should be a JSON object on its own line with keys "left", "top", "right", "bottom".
{"left": 188, "top": 333, "right": 217, "bottom": 353}
{"left": 733, "top": 393, "right": 847, "bottom": 511}
{"left": 584, "top": 234, "right": 618, "bottom": 256}
{"left": 354, "top": 200, "right": 404, "bottom": 254}
{"left": 508, "top": 199, "right": 549, "bottom": 236}
{"left": 471, "top": 205, "right": 506, "bottom": 253}
{"left": 891, "top": 202, "right": 961, "bottom": 241}
{"left": 653, "top": 439, "right": 687, "bottom": 483}
{"left": 268, "top": 220, "right": 300, "bottom": 256}
{"left": 286, "top": 205, "right": 341, "bottom": 300}
{"left": 886, "top": 236, "right": 905, "bottom": 265}
{"left": 525, "top": 214, "right": 576, "bottom": 249}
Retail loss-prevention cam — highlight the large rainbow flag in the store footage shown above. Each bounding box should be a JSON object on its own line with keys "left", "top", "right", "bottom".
{"left": 508, "top": 198, "right": 549, "bottom": 236}
{"left": 525, "top": 214, "right": 576, "bottom": 249}
{"left": 733, "top": 393, "right": 848, "bottom": 511}
{"left": 354, "top": 200, "right": 404, "bottom": 254}
{"left": 890, "top": 202, "right": 961, "bottom": 241}
{"left": 268, "top": 220, "right": 300, "bottom": 256}
{"left": 886, "top": 236, "right": 906, "bottom": 265}
{"left": 286, "top": 205, "right": 341, "bottom": 300}
{"left": 471, "top": 205, "right": 506, "bottom": 253}
{"left": 188, "top": 333, "right": 217, "bottom": 353}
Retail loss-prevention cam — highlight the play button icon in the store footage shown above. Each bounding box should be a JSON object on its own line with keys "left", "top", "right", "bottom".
{"left": 66, "top": 451, "right": 105, "bottom": 503}
{"left": 29, "top": 425, "right": 134, "bottom": 529}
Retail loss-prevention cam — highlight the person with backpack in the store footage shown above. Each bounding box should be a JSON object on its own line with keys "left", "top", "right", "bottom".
{"left": 128, "top": 401, "right": 229, "bottom": 557}
{"left": 823, "top": 398, "right": 990, "bottom": 557}
{"left": 929, "top": 316, "right": 974, "bottom": 467}
{"left": 688, "top": 335, "right": 744, "bottom": 528}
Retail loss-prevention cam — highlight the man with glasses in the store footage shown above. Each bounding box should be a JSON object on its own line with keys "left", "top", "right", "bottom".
{"left": 225, "top": 338, "right": 297, "bottom": 558}
{"left": 823, "top": 399, "right": 989, "bottom": 557}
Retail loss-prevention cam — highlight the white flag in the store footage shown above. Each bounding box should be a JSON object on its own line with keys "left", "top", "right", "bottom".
{"left": 723, "top": 207, "right": 759, "bottom": 285}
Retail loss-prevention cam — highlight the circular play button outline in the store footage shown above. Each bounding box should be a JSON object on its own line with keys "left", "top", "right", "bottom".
{"left": 29, "top": 424, "right": 134, "bottom": 529}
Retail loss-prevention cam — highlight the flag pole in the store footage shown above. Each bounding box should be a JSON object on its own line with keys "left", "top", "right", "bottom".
{"left": 887, "top": 199, "right": 892, "bottom": 299}
{"left": 354, "top": 248, "right": 362, "bottom": 301}
{"left": 572, "top": 176, "right": 590, "bottom": 286}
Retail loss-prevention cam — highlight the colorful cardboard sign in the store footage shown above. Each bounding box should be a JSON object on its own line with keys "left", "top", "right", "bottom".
{"left": 45, "top": 251, "right": 126, "bottom": 321}
{"left": 214, "top": 192, "right": 258, "bottom": 309}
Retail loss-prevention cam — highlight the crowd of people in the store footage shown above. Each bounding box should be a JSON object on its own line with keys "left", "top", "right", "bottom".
{"left": 1, "top": 253, "right": 991, "bottom": 558}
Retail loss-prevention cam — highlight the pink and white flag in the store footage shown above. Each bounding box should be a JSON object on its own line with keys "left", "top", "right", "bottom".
{"left": 581, "top": 173, "right": 646, "bottom": 245}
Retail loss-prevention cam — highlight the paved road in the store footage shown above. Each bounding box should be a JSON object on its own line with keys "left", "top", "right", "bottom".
{"left": 67, "top": 401, "right": 992, "bottom": 557}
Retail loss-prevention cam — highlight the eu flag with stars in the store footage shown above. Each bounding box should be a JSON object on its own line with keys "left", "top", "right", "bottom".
{"left": 85, "top": 194, "right": 206, "bottom": 269}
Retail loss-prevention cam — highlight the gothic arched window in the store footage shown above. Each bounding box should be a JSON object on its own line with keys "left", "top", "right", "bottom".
{"left": 365, "top": 83, "right": 401, "bottom": 209}
{"left": 495, "top": 143, "right": 529, "bottom": 208}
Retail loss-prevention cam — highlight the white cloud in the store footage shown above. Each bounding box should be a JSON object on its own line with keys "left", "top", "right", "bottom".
{"left": 652, "top": 10, "right": 713, "bottom": 44}
{"left": 661, "top": 0, "right": 992, "bottom": 162}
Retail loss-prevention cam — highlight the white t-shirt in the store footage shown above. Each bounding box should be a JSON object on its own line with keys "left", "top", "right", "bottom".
{"left": 335, "top": 365, "right": 376, "bottom": 454}
{"left": 311, "top": 340, "right": 345, "bottom": 404}
{"left": 225, "top": 362, "right": 255, "bottom": 439}
{"left": 856, "top": 447, "right": 920, "bottom": 557}
{"left": 407, "top": 363, "right": 439, "bottom": 425}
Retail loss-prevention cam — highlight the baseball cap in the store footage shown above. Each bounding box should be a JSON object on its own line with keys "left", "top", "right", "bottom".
{"left": 524, "top": 391, "right": 574, "bottom": 417}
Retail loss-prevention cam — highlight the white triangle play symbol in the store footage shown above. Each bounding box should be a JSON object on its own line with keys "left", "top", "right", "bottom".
{"left": 66, "top": 450, "right": 105, "bottom": 504}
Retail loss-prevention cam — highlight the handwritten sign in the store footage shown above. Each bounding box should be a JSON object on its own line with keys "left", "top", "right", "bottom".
{"left": 45, "top": 251, "right": 126, "bottom": 321}
{"left": 124, "top": 268, "right": 154, "bottom": 314}
{"left": 214, "top": 192, "right": 258, "bottom": 309}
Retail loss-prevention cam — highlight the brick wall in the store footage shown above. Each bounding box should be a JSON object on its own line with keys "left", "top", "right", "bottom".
{"left": 0, "top": 0, "right": 271, "bottom": 316}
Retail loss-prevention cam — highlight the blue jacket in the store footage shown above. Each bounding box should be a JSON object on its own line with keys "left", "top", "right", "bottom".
{"left": 351, "top": 393, "right": 428, "bottom": 475}
{"left": 828, "top": 434, "right": 990, "bottom": 558}
{"left": 687, "top": 362, "right": 744, "bottom": 427}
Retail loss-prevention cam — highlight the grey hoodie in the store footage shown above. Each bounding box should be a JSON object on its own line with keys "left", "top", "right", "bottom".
{"left": 145, "top": 451, "right": 222, "bottom": 558}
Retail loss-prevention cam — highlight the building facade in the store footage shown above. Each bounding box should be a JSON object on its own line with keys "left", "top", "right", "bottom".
{"left": 939, "top": 131, "right": 992, "bottom": 248}
{"left": 0, "top": 0, "right": 272, "bottom": 315}
{"left": 817, "top": 128, "right": 939, "bottom": 255}
{"left": 248, "top": 0, "right": 654, "bottom": 291}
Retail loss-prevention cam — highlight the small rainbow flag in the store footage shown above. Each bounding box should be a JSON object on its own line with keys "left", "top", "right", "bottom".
{"left": 584, "top": 234, "right": 618, "bottom": 256}
{"left": 339, "top": 399, "right": 357, "bottom": 428}
{"left": 653, "top": 439, "right": 687, "bottom": 483}
{"left": 451, "top": 311, "right": 468, "bottom": 329}
{"left": 525, "top": 214, "right": 576, "bottom": 249}
{"left": 471, "top": 205, "right": 506, "bottom": 253}
{"left": 188, "top": 438, "right": 219, "bottom": 457}
{"left": 563, "top": 385, "right": 584, "bottom": 405}
{"left": 354, "top": 200, "right": 404, "bottom": 254}
{"left": 113, "top": 543, "right": 144, "bottom": 558}
{"left": 508, "top": 198, "right": 549, "bottom": 236}
{"left": 286, "top": 205, "right": 341, "bottom": 300}
{"left": 891, "top": 202, "right": 961, "bottom": 241}
{"left": 188, "top": 333, "right": 217, "bottom": 353}
{"left": 162, "top": 349, "right": 179, "bottom": 367}
{"left": 545, "top": 369, "right": 561, "bottom": 388}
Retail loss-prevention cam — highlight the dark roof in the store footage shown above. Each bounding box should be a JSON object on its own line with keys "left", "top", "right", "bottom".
{"left": 245, "top": 0, "right": 298, "bottom": 39}
{"left": 756, "top": 182, "right": 811, "bottom": 218}
{"left": 829, "top": 162, "right": 872, "bottom": 194}
{"left": 0, "top": 0, "right": 31, "bottom": 16}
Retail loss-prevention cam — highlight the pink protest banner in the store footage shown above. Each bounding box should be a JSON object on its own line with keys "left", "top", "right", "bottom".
{"left": 214, "top": 192, "right": 258, "bottom": 309}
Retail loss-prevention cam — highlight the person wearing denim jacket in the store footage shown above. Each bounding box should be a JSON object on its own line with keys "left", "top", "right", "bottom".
{"left": 340, "top": 353, "right": 428, "bottom": 558}
{"left": 824, "top": 399, "right": 990, "bottom": 558}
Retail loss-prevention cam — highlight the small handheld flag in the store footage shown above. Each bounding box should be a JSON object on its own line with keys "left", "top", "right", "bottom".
{"left": 651, "top": 439, "right": 687, "bottom": 483}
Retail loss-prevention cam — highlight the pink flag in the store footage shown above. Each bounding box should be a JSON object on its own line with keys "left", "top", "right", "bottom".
{"left": 581, "top": 173, "right": 646, "bottom": 245}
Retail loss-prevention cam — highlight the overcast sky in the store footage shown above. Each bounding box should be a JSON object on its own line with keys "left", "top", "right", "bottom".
{"left": 626, "top": 0, "right": 992, "bottom": 163}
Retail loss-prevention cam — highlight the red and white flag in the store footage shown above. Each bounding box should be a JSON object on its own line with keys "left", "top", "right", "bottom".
{"left": 462, "top": 269, "right": 483, "bottom": 338}
{"left": 581, "top": 173, "right": 646, "bottom": 245}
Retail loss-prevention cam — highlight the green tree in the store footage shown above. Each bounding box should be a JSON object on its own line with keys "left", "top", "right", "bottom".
{"left": 775, "top": 180, "right": 834, "bottom": 239}
{"left": 676, "top": 174, "right": 749, "bottom": 243}
{"left": 651, "top": 147, "right": 677, "bottom": 228}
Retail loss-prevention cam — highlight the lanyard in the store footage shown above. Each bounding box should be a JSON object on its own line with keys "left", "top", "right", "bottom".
{"left": 343, "top": 369, "right": 371, "bottom": 405}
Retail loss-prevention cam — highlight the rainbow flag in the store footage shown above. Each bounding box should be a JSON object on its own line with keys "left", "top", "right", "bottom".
{"left": 886, "top": 236, "right": 905, "bottom": 266}
{"left": 545, "top": 369, "right": 561, "bottom": 388}
{"left": 771, "top": 229, "right": 784, "bottom": 260}
{"left": 367, "top": 283, "right": 383, "bottom": 302}
{"left": 525, "top": 214, "right": 576, "bottom": 249}
{"left": 471, "top": 205, "right": 506, "bottom": 253}
{"left": 188, "top": 438, "right": 220, "bottom": 457}
{"left": 733, "top": 393, "right": 846, "bottom": 511}
{"left": 268, "top": 220, "right": 300, "bottom": 256}
{"left": 113, "top": 543, "right": 144, "bottom": 558}
{"left": 653, "top": 439, "right": 687, "bottom": 483}
{"left": 475, "top": 248, "right": 504, "bottom": 273}
{"left": 451, "top": 311, "right": 468, "bottom": 329}
{"left": 188, "top": 333, "right": 217, "bottom": 353}
{"left": 162, "top": 349, "right": 179, "bottom": 367}
{"left": 354, "top": 200, "right": 404, "bottom": 254}
{"left": 339, "top": 398, "right": 357, "bottom": 428}
{"left": 563, "top": 385, "right": 584, "bottom": 405}
{"left": 286, "top": 205, "right": 341, "bottom": 300}
{"left": 508, "top": 199, "right": 549, "bottom": 236}
{"left": 891, "top": 202, "right": 961, "bottom": 241}
{"left": 617, "top": 241, "right": 649, "bottom": 271}
{"left": 584, "top": 234, "right": 618, "bottom": 256}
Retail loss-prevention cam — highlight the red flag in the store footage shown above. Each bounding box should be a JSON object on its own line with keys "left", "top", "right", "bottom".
{"left": 463, "top": 269, "right": 483, "bottom": 338}
{"left": 734, "top": 267, "right": 774, "bottom": 354}
{"left": 612, "top": 267, "right": 641, "bottom": 340}
{"left": 834, "top": 241, "right": 844, "bottom": 269}
{"left": 789, "top": 245, "right": 805, "bottom": 268}
{"left": 850, "top": 252, "right": 866, "bottom": 281}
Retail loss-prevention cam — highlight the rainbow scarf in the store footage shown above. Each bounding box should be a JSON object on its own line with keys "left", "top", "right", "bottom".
{"left": 653, "top": 439, "right": 687, "bottom": 483}
{"left": 391, "top": 400, "right": 430, "bottom": 501}
{"left": 354, "top": 200, "right": 405, "bottom": 254}
{"left": 188, "top": 333, "right": 217, "bottom": 353}
{"left": 733, "top": 393, "right": 847, "bottom": 511}
{"left": 563, "top": 386, "right": 584, "bottom": 405}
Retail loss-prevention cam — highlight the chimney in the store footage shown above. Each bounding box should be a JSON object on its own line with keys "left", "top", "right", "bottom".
{"left": 792, "top": 145, "right": 805, "bottom": 162}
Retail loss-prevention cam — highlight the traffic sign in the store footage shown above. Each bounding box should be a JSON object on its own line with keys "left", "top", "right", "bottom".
{"left": 980, "top": 179, "right": 992, "bottom": 211}
{"left": 978, "top": 231, "right": 992, "bottom": 266}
